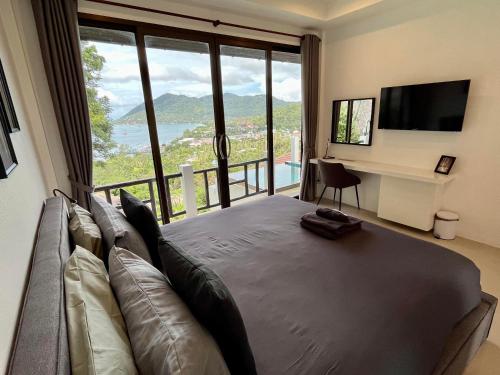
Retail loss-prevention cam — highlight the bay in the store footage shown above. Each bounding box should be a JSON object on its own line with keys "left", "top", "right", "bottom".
{"left": 112, "top": 122, "right": 202, "bottom": 152}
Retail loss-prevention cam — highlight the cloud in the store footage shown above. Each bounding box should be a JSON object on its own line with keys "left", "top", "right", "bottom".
{"left": 272, "top": 77, "right": 301, "bottom": 102}
{"left": 96, "top": 87, "right": 120, "bottom": 103}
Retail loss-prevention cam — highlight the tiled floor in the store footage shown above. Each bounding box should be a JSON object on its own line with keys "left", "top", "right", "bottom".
{"left": 315, "top": 198, "right": 500, "bottom": 374}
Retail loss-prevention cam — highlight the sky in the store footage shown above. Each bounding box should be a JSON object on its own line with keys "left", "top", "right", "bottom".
{"left": 88, "top": 41, "right": 301, "bottom": 120}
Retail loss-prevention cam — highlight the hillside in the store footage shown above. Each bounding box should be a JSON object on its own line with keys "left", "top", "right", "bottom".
{"left": 118, "top": 93, "right": 299, "bottom": 124}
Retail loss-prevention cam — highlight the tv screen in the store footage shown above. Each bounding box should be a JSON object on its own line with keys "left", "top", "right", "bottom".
{"left": 378, "top": 80, "right": 470, "bottom": 131}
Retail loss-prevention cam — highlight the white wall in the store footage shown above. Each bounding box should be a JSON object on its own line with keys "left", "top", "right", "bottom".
{"left": 0, "top": 0, "right": 56, "bottom": 370}
{"left": 318, "top": 0, "right": 500, "bottom": 248}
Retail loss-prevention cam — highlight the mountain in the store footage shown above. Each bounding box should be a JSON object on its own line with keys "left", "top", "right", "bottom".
{"left": 117, "top": 93, "right": 298, "bottom": 124}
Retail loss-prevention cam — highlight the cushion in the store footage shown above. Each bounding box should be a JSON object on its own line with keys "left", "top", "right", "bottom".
{"left": 69, "top": 203, "right": 103, "bottom": 258}
{"left": 158, "top": 238, "right": 257, "bottom": 375}
{"left": 109, "top": 246, "right": 230, "bottom": 375}
{"left": 119, "top": 189, "right": 162, "bottom": 270}
{"left": 8, "top": 197, "right": 71, "bottom": 375}
{"left": 64, "top": 246, "right": 138, "bottom": 375}
{"left": 91, "top": 194, "right": 152, "bottom": 265}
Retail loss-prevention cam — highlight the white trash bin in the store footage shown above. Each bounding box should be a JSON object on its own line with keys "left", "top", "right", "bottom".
{"left": 434, "top": 211, "right": 459, "bottom": 240}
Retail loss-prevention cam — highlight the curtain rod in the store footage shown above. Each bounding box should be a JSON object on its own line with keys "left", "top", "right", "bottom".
{"left": 85, "top": 0, "right": 305, "bottom": 39}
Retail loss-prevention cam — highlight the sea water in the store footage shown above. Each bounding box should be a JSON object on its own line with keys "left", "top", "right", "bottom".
{"left": 111, "top": 123, "right": 201, "bottom": 152}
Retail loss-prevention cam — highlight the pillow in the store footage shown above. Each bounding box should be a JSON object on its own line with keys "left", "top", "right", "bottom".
{"left": 68, "top": 203, "right": 103, "bottom": 258}
{"left": 91, "top": 194, "right": 152, "bottom": 266}
{"left": 119, "top": 189, "right": 162, "bottom": 270}
{"left": 64, "top": 246, "right": 138, "bottom": 375}
{"left": 109, "top": 246, "right": 230, "bottom": 375}
{"left": 158, "top": 238, "right": 257, "bottom": 375}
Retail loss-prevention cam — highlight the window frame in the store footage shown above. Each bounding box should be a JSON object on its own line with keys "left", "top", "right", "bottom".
{"left": 78, "top": 13, "right": 302, "bottom": 222}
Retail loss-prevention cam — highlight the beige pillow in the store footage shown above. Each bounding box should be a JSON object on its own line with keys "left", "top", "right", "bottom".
{"left": 64, "top": 246, "right": 138, "bottom": 375}
{"left": 108, "top": 246, "right": 230, "bottom": 375}
{"left": 69, "top": 204, "right": 103, "bottom": 258}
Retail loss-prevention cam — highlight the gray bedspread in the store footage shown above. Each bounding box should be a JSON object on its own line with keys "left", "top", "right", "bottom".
{"left": 160, "top": 195, "right": 481, "bottom": 375}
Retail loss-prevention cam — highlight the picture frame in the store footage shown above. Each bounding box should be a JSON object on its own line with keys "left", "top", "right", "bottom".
{"left": 434, "top": 155, "right": 456, "bottom": 175}
{"left": 0, "top": 58, "right": 20, "bottom": 133}
{"left": 0, "top": 111, "right": 17, "bottom": 179}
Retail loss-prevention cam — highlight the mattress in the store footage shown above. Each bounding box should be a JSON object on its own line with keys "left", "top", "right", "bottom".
{"left": 161, "top": 195, "right": 481, "bottom": 375}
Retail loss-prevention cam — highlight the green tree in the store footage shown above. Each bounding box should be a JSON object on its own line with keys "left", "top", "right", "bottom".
{"left": 81, "top": 43, "right": 115, "bottom": 157}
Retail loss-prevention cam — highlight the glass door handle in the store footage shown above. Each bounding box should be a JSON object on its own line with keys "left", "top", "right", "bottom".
{"left": 225, "top": 135, "right": 232, "bottom": 159}
{"left": 218, "top": 135, "right": 226, "bottom": 160}
{"left": 212, "top": 135, "right": 218, "bottom": 158}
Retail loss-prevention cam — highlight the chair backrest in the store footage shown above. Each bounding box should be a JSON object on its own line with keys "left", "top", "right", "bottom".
{"left": 318, "top": 160, "right": 350, "bottom": 188}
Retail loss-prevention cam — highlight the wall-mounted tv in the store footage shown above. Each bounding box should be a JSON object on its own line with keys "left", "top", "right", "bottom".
{"left": 378, "top": 80, "right": 470, "bottom": 131}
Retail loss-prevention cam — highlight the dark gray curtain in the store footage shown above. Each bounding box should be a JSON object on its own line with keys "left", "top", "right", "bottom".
{"left": 32, "top": 0, "right": 93, "bottom": 209}
{"left": 299, "top": 34, "right": 320, "bottom": 201}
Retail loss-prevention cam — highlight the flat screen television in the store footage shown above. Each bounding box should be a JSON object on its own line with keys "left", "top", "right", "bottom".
{"left": 378, "top": 80, "right": 470, "bottom": 131}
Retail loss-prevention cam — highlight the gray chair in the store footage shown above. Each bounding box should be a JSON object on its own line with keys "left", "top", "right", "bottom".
{"left": 317, "top": 160, "right": 361, "bottom": 210}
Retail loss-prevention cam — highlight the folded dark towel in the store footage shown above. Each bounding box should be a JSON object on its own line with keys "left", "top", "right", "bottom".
{"left": 300, "top": 212, "right": 362, "bottom": 240}
{"left": 316, "top": 207, "right": 350, "bottom": 222}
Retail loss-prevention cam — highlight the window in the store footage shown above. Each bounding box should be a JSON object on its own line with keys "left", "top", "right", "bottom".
{"left": 79, "top": 18, "right": 302, "bottom": 222}
{"left": 79, "top": 26, "right": 160, "bottom": 216}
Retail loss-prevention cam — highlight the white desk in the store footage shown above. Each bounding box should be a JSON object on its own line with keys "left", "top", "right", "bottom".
{"left": 310, "top": 158, "right": 456, "bottom": 230}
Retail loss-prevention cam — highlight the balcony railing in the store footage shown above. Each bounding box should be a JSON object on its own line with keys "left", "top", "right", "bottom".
{"left": 94, "top": 157, "right": 270, "bottom": 220}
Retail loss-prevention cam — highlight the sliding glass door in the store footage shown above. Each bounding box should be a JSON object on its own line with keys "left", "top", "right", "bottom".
{"left": 220, "top": 45, "right": 269, "bottom": 202}
{"left": 144, "top": 35, "right": 222, "bottom": 219}
{"left": 272, "top": 51, "right": 302, "bottom": 195}
{"left": 79, "top": 16, "right": 301, "bottom": 222}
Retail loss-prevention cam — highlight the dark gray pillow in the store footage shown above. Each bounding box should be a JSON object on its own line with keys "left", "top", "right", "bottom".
{"left": 158, "top": 238, "right": 257, "bottom": 375}
{"left": 90, "top": 194, "right": 152, "bottom": 266}
{"left": 119, "top": 189, "right": 162, "bottom": 271}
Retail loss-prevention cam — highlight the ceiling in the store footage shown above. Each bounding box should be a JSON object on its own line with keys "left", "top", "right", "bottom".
{"left": 167, "top": 0, "right": 416, "bottom": 29}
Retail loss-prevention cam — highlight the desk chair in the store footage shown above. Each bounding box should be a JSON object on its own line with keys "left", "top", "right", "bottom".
{"left": 317, "top": 160, "right": 361, "bottom": 210}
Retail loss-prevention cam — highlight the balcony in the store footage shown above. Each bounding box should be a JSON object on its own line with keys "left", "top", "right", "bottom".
{"left": 94, "top": 157, "right": 301, "bottom": 221}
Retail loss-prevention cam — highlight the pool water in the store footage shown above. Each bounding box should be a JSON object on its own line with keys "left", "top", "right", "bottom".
{"left": 229, "top": 162, "right": 301, "bottom": 190}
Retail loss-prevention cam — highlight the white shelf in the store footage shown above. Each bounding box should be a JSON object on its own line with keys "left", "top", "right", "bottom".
{"left": 310, "top": 158, "right": 456, "bottom": 185}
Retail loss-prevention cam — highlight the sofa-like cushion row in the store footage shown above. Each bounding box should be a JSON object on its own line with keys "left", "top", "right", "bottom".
{"left": 9, "top": 193, "right": 252, "bottom": 375}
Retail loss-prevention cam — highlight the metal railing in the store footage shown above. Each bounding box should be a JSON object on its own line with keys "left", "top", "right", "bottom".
{"left": 94, "top": 157, "right": 269, "bottom": 220}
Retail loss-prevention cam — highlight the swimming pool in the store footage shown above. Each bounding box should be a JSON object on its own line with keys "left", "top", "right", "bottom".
{"left": 229, "top": 162, "right": 301, "bottom": 190}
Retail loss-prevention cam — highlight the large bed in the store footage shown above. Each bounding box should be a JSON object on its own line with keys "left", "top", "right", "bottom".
{"left": 8, "top": 196, "right": 497, "bottom": 375}
{"left": 161, "top": 195, "right": 495, "bottom": 375}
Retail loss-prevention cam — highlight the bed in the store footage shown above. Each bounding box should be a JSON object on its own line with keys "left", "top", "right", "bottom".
{"left": 8, "top": 196, "right": 496, "bottom": 375}
{"left": 161, "top": 195, "right": 496, "bottom": 375}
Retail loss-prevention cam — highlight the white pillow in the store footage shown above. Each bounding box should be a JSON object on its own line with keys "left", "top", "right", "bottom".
{"left": 64, "top": 246, "right": 138, "bottom": 375}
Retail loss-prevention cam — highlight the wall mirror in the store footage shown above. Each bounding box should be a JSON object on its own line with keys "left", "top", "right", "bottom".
{"left": 331, "top": 98, "right": 375, "bottom": 146}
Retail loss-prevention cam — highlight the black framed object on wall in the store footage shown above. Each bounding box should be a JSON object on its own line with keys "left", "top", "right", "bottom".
{"left": 331, "top": 98, "right": 375, "bottom": 146}
{"left": 0, "top": 113, "right": 17, "bottom": 179}
{"left": 0, "top": 59, "right": 19, "bottom": 133}
{"left": 0, "top": 58, "right": 18, "bottom": 179}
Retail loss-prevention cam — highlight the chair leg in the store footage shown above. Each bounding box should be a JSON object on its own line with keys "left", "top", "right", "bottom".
{"left": 317, "top": 186, "right": 327, "bottom": 205}
{"left": 355, "top": 185, "right": 360, "bottom": 209}
{"left": 339, "top": 189, "right": 342, "bottom": 211}
{"left": 333, "top": 188, "right": 337, "bottom": 203}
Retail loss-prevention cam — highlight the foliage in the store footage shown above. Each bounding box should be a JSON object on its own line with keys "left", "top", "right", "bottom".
{"left": 334, "top": 101, "right": 362, "bottom": 144}
{"left": 81, "top": 43, "right": 115, "bottom": 157}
